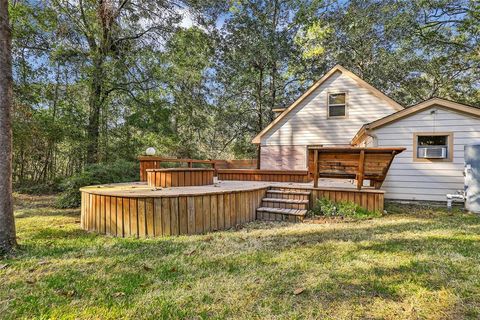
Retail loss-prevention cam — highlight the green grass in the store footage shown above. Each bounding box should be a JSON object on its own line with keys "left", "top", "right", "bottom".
{"left": 1, "top": 195, "right": 480, "bottom": 319}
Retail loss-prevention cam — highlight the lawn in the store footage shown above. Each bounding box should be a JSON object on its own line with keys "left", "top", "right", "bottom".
{"left": 1, "top": 194, "right": 480, "bottom": 319}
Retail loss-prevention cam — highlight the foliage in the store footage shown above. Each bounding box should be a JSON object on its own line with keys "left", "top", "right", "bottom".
{"left": 56, "top": 161, "right": 139, "bottom": 209}
{"left": 14, "top": 180, "right": 64, "bottom": 195}
{"left": 2, "top": 194, "right": 480, "bottom": 318}
{"left": 8, "top": 0, "right": 480, "bottom": 192}
{"left": 309, "top": 197, "right": 381, "bottom": 219}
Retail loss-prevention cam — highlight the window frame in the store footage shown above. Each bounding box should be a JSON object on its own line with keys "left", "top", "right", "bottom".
{"left": 327, "top": 92, "right": 348, "bottom": 119}
{"left": 412, "top": 132, "right": 454, "bottom": 162}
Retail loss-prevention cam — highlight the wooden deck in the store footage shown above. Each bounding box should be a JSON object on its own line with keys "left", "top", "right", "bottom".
{"left": 146, "top": 168, "right": 214, "bottom": 188}
{"left": 80, "top": 179, "right": 384, "bottom": 238}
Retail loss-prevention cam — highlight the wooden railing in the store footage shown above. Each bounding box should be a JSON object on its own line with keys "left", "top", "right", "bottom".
{"left": 308, "top": 147, "right": 405, "bottom": 189}
{"left": 217, "top": 169, "right": 310, "bottom": 183}
{"left": 139, "top": 157, "right": 256, "bottom": 182}
{"left": 139, "top": 157, "right": 217, "bottom": 181}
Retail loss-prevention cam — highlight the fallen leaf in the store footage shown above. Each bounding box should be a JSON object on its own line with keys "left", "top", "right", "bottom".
{"left": 293, "top": 288, "right": 305, "bottom": 295}
{"left": 59, "top": 290, "right": 76, "bottom": 297}
{"left": 112, "top": 292, "right": 125, "bottom": 298}
{"left": 0, "top": 264, "right": 8, "bottom": 270}
{"left": 185, "top": 249, "right": 196, "bottom": 256}
{"left": 143, "top": 265, "right": 153, "bottom": 271}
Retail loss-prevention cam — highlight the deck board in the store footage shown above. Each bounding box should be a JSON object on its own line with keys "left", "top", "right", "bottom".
{"left": 80, "top": 179, "right": 385, "bottom": 237}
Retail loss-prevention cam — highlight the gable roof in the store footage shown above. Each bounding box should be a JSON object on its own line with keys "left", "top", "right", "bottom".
{"left": 251, "top": 64, "right": 404, "bottom": 144}
{"left": 351, "top": 98, "right": 480, "bottom": 145}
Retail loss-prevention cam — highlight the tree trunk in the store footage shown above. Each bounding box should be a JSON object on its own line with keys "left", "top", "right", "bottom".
{"left": 86, "top": 57, "right": 104, "bottom": 164}
{"left": 0, "top": 0, "right": 16, "bottom": 254}
{"left": 269, "top": 0, "right": 278, "bottom": 122}
{"left": 257, "top": 68, "right": 264, "bottom": 132}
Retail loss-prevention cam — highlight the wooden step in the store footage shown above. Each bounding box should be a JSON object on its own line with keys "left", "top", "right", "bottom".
{"left": 261, "top": 198, "right": 309, "bottom": 210}
{"left": 266, "top": 190, "right": 310, "bottom": 200}
{"left": 267, "top": 189, "right": 311, "bottom": 195}
{"left": 256, "top": 207, "right": 307, "bottom": 222}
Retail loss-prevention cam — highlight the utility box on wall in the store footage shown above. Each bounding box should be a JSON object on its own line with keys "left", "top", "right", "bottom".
{"left": 465, "top": 143, "right": 480, "bottom": 214}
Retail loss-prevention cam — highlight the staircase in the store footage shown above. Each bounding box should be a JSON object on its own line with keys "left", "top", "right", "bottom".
{"left": 256, "top": 187, "right": 311, "bottom": 222}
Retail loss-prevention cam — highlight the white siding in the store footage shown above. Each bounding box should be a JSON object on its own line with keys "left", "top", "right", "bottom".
{"left": 370, "top": 106, "right": 480, "bottom": 201}
{"left": 260, "top": 145, "right": 307, "bottom": 170}
{"left": 261, "top": 71, "right": 398, "bottom": 147}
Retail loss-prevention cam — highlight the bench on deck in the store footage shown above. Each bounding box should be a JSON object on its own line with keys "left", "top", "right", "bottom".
{"left": 308, "top": 147, "right": 405, "bottom": 189}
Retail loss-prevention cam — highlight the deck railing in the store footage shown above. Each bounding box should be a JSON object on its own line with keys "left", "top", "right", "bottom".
{"left": 139, "top": 157, "right": 257, "bottom": 181}
{"left": 217, "top": 169, "right": 310, "bottom": 183}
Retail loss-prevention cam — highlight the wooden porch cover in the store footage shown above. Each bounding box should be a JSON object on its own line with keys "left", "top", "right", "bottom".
{"left": 308, "top": 147, "right": 405, "bottom": 189}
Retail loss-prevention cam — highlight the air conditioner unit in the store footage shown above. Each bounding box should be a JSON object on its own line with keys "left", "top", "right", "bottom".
{"left": 417, "top": 146, "right": 447, "bottom": 159}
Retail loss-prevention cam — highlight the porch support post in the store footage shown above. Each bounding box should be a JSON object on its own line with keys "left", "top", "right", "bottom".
{"left": 313, "top": 149, "right": 319, "bottom": 188}
{"left": 256, "top": 145, "right": 261, "bottom": 169}
{"left": 357, "top": 150, "right": 365, "bottom": 190}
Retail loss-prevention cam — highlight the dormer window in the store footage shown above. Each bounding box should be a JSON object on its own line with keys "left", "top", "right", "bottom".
{"left": 328, "top": 93, "right": 347, "bottom": 118}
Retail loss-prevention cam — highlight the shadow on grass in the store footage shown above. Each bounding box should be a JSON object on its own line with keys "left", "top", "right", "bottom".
{"left": 15, "top": 208, "right": 80, "bottom": 219}
{"left": 5, "top": 197, "right": 480, "bottom": 319}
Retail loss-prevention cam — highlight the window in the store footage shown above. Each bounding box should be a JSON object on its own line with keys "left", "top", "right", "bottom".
{"left": 327, "top": 93, "right": 346, "bottom": 118}
{"left": 413, "top": 132, "right": 453, "bottom": 162}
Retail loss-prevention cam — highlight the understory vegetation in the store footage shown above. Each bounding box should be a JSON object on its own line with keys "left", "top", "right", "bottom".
{"left": 1, "top": 195, "right": 479, "bottom": 319}
{"left": 309, "top": 198, "right": 382, "bottom": 219}
{"left": 55, "top": 161, "right": 139, "bottom": 209}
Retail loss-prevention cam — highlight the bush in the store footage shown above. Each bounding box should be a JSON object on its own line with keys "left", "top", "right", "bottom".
{"left": 56, "top": 160, "right": 139, "bottom": 208}
{"left": 309, "top": 198, "right": 381, "bottom": 220}
{"left": 14, "top": 179, "right": 64, "bottom": 195}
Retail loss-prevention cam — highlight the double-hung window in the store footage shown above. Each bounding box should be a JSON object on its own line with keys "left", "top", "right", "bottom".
{"left": 328, "top": 93, "right": 347, "bottom": 118}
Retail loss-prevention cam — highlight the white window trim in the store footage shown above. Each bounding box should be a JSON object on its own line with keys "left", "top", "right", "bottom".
{"left": 412, "top": 132, "right": 454, "bottom": 162}
{"left": 327, "top": 92, "right": 348, "bottom": 119}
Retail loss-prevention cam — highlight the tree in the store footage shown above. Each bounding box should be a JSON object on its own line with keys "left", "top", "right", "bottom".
{"left": 0, "top": 0, "right": 16, "bottom": 253}
{"left": 217, "top": 0, "right": 309, "bottom": 159}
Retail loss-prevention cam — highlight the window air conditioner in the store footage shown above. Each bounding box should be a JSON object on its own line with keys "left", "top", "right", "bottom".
{"left": 417, "top": 146, "right": 447, "bottom": 159}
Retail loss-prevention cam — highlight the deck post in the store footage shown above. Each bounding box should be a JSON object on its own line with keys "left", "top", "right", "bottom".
{"left": 313, "top": 149, "right": 319, "bottom": 188}
{"left": 212, "top": 162, "right": 217, "bottom": 177}
{"left": 357, "top": 150, "right": 365, "bottom": 189}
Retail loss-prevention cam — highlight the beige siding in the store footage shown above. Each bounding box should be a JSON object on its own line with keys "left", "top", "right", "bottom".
{"left": 370, "top": 107, "right": 480, "bottom": 201}
{"left": 261, "top": 71, "right": 398, "bottom": 147}
{"left": 260, "top": 145, "right": 307, "bottom": 170}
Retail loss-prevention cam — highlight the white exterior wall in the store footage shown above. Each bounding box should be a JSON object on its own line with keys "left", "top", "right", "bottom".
{"left": 260, "top": 71, "right": 398, "bottom": 170}
{"left": 369, "top": 106, "right": 480, "bottom": 201}
{"left": 260, "top": 145, "right": 307, "bottom": 170}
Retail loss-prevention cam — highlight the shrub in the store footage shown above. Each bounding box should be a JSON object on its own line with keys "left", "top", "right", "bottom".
{"left": 309, "top": 197, "right": 381, "bottom": 220}
{"left": 56, "top": 160, "right": 139, "bottom": 208}
{"left": 14, "top": 179, "right": 64, "bottom": 195}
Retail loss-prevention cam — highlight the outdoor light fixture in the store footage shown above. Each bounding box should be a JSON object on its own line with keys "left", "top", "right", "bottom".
{"left": 146, "top": 147, "right": 156, "bottom": 156}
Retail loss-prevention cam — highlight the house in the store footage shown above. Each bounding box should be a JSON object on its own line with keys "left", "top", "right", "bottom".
{"left": 252, "top": 65, "right": 480, "bottom": 201}
{"left": 252, "top": 65, "right": 403, "bottom": 170}
{"left": 352, "top": 98, "right": 480, "bottom": 201}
